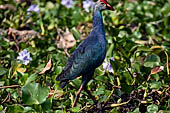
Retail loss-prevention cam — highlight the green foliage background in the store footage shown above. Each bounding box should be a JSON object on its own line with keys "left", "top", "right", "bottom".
{"left": 0, "top": 0, "right": 170, "bottom": 112}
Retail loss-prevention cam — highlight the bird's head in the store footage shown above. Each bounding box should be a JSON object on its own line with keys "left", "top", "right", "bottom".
{"left": 94, "top": 0, "right": 114, "bottom": 11}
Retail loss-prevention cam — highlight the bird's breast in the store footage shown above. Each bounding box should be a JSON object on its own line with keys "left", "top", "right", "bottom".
{"left": 92, "top": 41, "right": 106, "bottom": 68}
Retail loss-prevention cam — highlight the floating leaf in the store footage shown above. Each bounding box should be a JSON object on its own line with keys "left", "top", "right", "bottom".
{"left": 39, "top": 59, "right": 53, "bottom": 74}
{"left": 22, "top": 82, "right": 49, "bottom": 105}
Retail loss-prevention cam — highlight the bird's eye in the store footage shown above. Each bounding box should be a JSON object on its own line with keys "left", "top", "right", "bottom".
{"left": 101, "top": 2, "right": 105, "bottom": 5}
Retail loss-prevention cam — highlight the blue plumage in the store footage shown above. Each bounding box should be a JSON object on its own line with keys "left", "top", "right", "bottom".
{"left": 56, "top": 0, "right": 114, "bottom": 107}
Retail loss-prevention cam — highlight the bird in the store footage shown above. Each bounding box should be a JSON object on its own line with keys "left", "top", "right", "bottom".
{"left": 56, "top": 0, "right": 114, "bottom": 107}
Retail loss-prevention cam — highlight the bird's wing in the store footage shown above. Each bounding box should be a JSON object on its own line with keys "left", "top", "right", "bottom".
{"left": 56, "top": 36, "right": 103, "bottom": 81}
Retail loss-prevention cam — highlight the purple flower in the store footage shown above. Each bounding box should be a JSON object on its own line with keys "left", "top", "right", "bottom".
{"left": 27, "top": 4, "right": 39, "bottom": 14}
{"left": 61, "top": 0, "right": 74, "bottom": 8}
{"left": 83, "top": 0, "right": 94, "bottom": 12}
{"left": 103, "top": 58, "right": 114, "bottom": 73}
{"left": 17, "top": 49, "right": 32, "bottom": 65}
{"left": 111, "top": 57, "right": 115, "bottom": 61}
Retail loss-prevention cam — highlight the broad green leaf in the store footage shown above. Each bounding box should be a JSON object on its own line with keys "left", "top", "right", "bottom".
{"left": 24, "top": 107, "right": 35, "bottom": 112}
{"left": 106, "top": 44, "right": 114, "bottom": 57}
{"left": 150, "top": 81, "right": 161, "bottom": 89}
{"left": 55, "top": 66, "right": 63, "bottom": 75}
{"left": 71, "top": 79, "right": 81, "bottom": 89}
{"left": 0, "top": 81, "right": 5, "bottom": 86}
{"left": 146, "top": 24, "right": 156, "bottom": 35}
{"left": 0, "top": 67, "right": 7, "bottom": 76}
{"left": 70, "top": 107, "right": 80, "bottom": 112}
{"left": 25, "top": 74, "right": 37, "bottom": 85}
{"left": 71, "top": 27, "right": 81, "bottom": 40}
{"left": 144, "top": 54, "right": 160, "bottom": 68}
{"left": 161, "top": 3, "right": 170, "bottom": 15}
{"left": 133, "top": 62, "right": 140, "bottom": 72}
{"left": 47, "top": 46, "right": 56, "bottom": 52}
{"left": 95, "top": 75, "right": 107, "bottom": 83}
{"left": 55, "top": 110, "right": 63, "bottom": 113}
{"left": 0, "top": 105, "right": 3, "bottom": 111}
{"left": 6, "top": 105, "right": 24, "bottom": 113}
{"left": 22, "top": 82, "right": 49, "bottom": 105}
{"left": 41, "top": 98, "right": 52, "bottom": 111}
{"left": 96, "top": 87, "right": 105, "bottom": 96}
{"left": 147, "top": 104, "right": 158, "bottom": 112}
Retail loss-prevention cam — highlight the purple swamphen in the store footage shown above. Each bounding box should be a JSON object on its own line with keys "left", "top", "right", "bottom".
{"left": 56, "top": 0, "right": 114, "bottom": 107}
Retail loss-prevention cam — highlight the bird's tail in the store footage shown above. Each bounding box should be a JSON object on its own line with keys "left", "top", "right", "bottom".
{"left": 56, "top": 73, "right": 69, "bottom": 88}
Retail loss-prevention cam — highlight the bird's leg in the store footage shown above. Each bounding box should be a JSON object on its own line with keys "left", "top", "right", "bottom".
{"left": 72, "top": 84, "right": 84, "bottom": 107}
{"left": 84, "top": 87, "right": 97, "bottom": 104}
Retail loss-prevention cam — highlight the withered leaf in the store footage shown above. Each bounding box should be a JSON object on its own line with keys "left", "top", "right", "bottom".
{"left": 39, "top": 58, "right": 53, "bottom": 74}
{"left": 57, "top": 28, "right": 76, "bottom": 49}
{"left": 151, "top": 66, "right": 164, "bottom": 75}
{"left": 147, "top": 66, "right": 164, "bottom": 81}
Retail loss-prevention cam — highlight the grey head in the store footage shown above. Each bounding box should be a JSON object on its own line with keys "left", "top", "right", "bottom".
{"left": 94, "top": 0, "right": 114, "bottom": 11}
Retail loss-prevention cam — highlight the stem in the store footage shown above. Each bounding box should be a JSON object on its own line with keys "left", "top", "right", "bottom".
{"left": 164, "top": 51, "right": 169, "bottom": 75}
{"left": 0, "top": 85, "right": 20, "bottom": 89}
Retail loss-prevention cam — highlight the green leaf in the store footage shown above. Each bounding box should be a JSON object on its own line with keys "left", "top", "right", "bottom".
{"left": 121, "top": 83, "right": 133, "bottom": 93}
{"left": 0, "top": 105, "right": 3, "bottom": 111}
{"left": 147, "top": 104, "right": 158, "bottom": 112}
{"left": 72, "top": 79, "right": 81, "bottom": 89}
{"left": 146, "top": 24, "right": 156, "bottom": 35}
{"left": 106, "top": 44, "right": 114, "bottom": 57}
{"left": 55, "top": 66, "right": 63, "bottom": 75}
{"left": 41, "top": 98, "right": 52, "bottom": 111}
{"left": 25, "top": 74, "right": 37, "bottom": 85}
{"left": 6, "top": 105, "right": 24, "bottom": 113}
{"left": 161, "top": 3, "right": 170, "bottom": 15}
{"left": 95, "top": 75, "right": 107, "bottom": 83}
{"left": 96, "top": 87, "right": 105, "bottom": 96}
{"left": 163, "top": 33, "right": 170, "bottom": 41}
{"left": 144, "top": 54, "right": 160, "bottom": 68}
{"left": 0, "top": 81, "right": 5, "bottom": 86}
{"left": 133, "top": 62, "right": 140, "bottom": 72}
{"left": 150, "top": 81, "right": 161, "bottom": 89}
{"left": 0, "top": 67, "right": 7, "bottom": 76}
{"left": 22, "top": 82, "right": 49, "bottom": 105}
{"left": 71, "top": 27, "right": 81, "bottom": 40}
{"left": 70, "top": 107, "right": 80, "bottom": 112}
{"left": 24, "top": 107, "right": 35, "bottom": 112}
{"left": 128, "top": 108, "right": 140, "bottom": 113}
{"left": 120, "top": 72, "right": 132, "bottom": 85}
{"left": 55, "top": 110, "right": 63, "bottom": 113}
{"left": 48, "top": 46, "right": 56, "bottom": 52}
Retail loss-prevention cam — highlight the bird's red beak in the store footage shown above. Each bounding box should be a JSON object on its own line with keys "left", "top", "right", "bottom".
{"left": 106, "top": 3, "right": 114, "bottom": 10}
{"left": 100, "top": 0, "right": 114, "bottom": 11}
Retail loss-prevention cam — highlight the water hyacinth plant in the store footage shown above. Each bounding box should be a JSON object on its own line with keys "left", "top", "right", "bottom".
{"left": 61, "top": 0, "right": 74, "bottom": 8}
{"left": 27, "top": 4, "right": 39, "bottom": 14}
{"left": 0, "top": 0, "right": 170, "bottom": 112}
{"left": 103, "top": 58, "right": 114, "bottom": 73}
{"left": 17, "top": 49, "right": 32, "bottom": 65}
{"left": 83, "top": 0, "right": 94, "bottom": 12}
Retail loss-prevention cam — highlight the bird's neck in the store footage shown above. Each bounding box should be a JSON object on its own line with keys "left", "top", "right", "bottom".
{"left": 92, "top": 10, "right": 104, "bottom": 32}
